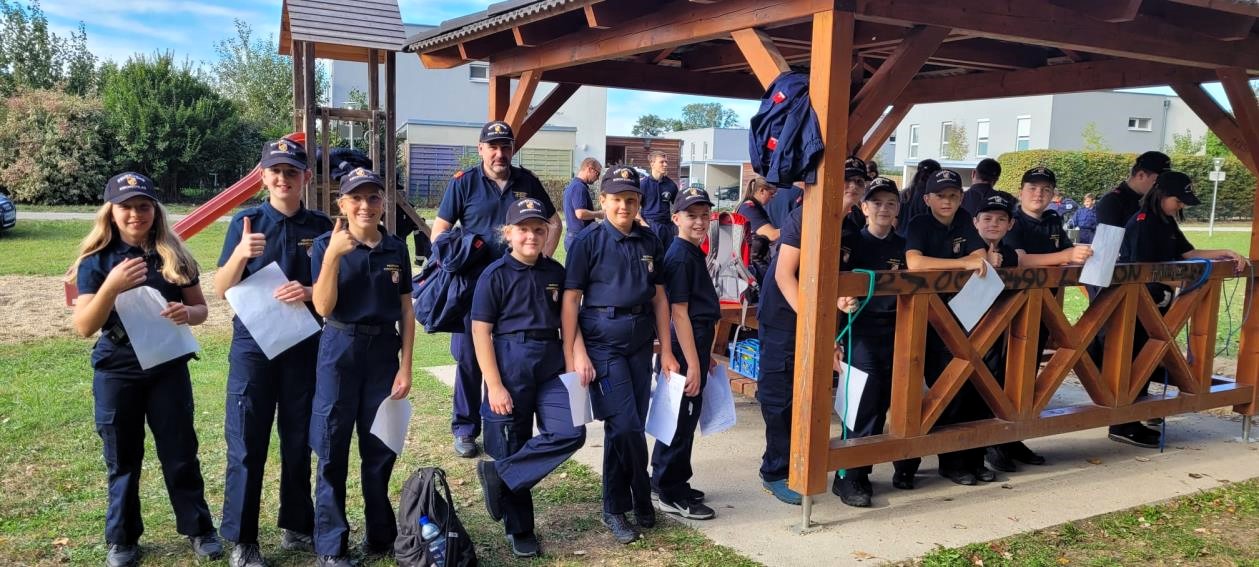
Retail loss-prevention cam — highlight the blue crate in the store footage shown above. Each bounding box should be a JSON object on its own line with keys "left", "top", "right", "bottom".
{"left": 728, "top": 338, "right": 760, "bottom": 381}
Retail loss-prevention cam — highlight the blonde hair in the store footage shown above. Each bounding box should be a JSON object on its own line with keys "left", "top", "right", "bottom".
{"left": 67, "top": 200, "right": 200, "bottom": 286}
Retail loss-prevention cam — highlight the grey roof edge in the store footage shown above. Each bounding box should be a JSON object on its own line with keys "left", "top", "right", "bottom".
{"left": 403, "top": 0, "right": 579, "bottom": 53}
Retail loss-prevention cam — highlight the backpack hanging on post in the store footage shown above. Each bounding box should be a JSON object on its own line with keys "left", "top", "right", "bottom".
{"left": 395, "top": 467, "right": 478, "bottom": 567}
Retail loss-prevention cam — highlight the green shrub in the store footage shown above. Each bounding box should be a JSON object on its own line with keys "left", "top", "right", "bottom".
{"left": 0, "top": 89, "right": 109, "bottom": 204}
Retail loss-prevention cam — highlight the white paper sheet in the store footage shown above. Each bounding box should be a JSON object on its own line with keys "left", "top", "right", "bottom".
{"left": 699, "top": 364, "right": 737, "bottom": 436}
{"left": 558, "top": 371, "right": 595, "bottom": 427}
{"left": 947, "top": 261, "right": 1004, "bottom": 332}
{"left": 113, "top": 286, "right": 200, "bottom": 370}
{"left": 1079, "top": 224, "right": 1125, "bottom": 288}
{"left": 370, "top": 397, "right": 412, "bottom": 455}
{"left": 833, "top": 362, "right": 870, "bottom": 432}
{"left": 645, "top": 371, "right": 686, "bottom": 446}
{"left": 224, "top": 262, "right": 321, "bottom": 359}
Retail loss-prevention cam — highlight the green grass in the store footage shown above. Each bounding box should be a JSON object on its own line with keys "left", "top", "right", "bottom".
{"left": 0, "top": 331, "right": 757, "bottom": 566}
{"left": 0, "top": 221, "right": 229, "bottom": 277}
{"left": 905, "top": 478, "right": 1259, "bottom": 567}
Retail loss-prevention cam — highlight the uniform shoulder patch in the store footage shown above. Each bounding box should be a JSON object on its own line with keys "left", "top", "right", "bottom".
{"left": 744, "top": 200, "right": 755, "bottom": 206}
{"left": 1136, "top": 213, "right": 1147, "bottom": 222}
{"left": 453, "top": 170, "right": 464, "bottom": 179}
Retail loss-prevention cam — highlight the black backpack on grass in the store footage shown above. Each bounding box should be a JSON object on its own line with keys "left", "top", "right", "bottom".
{"left": 395, "top": 467, "right": 478, "bottom": 567}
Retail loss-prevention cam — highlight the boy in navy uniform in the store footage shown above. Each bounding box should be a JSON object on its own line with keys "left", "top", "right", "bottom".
{"left": 563, "top": 167, "right": 679, "bottom": 544}
{"left": 216, "top": 139, "right": 331, "bottom": 564}
{"left": 431, "top": 121, "right": 560, "bottom": 458}
{"left": 651, "top": 187, "right": 720, "bottom": 521}
{"left": 1005, "top": 167, "right": 1091, "bottom": 268}
{"left": 841, "top": 157, "right": 870, "bottom": 233}
{"left": 961, "top": 158, "right": 1002, "bottom": 217}
{"left": 640, "top": 151, "right": 679, "bottom": 249}
{"left": 473, "top": 199, "right": 587, "bottom": 558}
{"left": 562, "top": 158, "right": 603, "bottom": 253}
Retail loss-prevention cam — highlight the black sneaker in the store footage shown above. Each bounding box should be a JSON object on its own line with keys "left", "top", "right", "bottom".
{"left": 651, "top": 487, "right": 707, "bottom": 504}
{"left": 633, "top": 507, "right": 656, "bottom": 529}
{"left": 1109, "top": 422, "right": 1160, "bottom": 448}
{"left": 601, "top": 512, "right": 640, "bottom": 544}
{"left": 315, "top": 555, "right": 351, "bottom": 567}
{"left": 985, "top": 446, "right": 1017, "bottom": 472}
{"left": 279, "top": 529, "right": 313, "bottom": 552}
{"left": 892, "top": 471, "right": 916, "bottom": 490}
{"left": 476, "top": 459, "right": 505, "bottom": 521}
{"left": 506, "top": 532, "right": 540, "bottom": 558}
{"left": 359, "top": 539, "right": 392, "bottom": 560}
{"left": 657, "top": 495, "right": 716, "bottom": 520}
{"left": 230, "top": 543, "right": 266, "bottom": 567}
{"left": 189, "top": 530, "right": 224, "bottom": 560}
{"left": 939, "top": 468, "right": 978, "bottom": 486}
{"left": 973, "top": 466, "right": 997, "bottom": 483}
{"left": 1005, "top": 441, "right": 1046, "bottom": 466}
{"left": 831, "top": 474, "right": 872, "bottom": 507}
{"left": 453, "top": 436, "right": 480, "bottom": 458}
{"left": 106, "top": 544, "right": 140, "bottom": 567}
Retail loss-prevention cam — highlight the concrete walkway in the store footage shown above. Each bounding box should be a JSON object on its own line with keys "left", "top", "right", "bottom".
{"left": 424, "top": 365, "right": 1258, "bottom": 566}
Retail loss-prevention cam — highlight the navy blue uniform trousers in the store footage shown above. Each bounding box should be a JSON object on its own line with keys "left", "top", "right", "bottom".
{"left": 925, "top": 330, "right": 986, "bottom": 472}
{"left": 648, "top": 222, "right": 677, "bottom": 253}
{"left": 756, "top": 323, "right": 795, "bottom": 483}
{"left": 93, "top": 360, "right": 215, "bottom": 545}
{"left": 581, "top": 308, "right": 656, "bottom": 515}
{"left": 311, "top": 325, "right": 400, "bottom": 556}
{"left": 650, "top": 321, "right": 714, "bottom": 502}
{"left": 220, "top": 326, "right": 318, "bottom": 544}
{"left": 483, "top": 335, "right": 586, "bottom": 535}
{"left": 451, "top": 312, "right": 483, "bottom": 439}
{"left": 844, "top": 331, "right": 921, "bottom": 476}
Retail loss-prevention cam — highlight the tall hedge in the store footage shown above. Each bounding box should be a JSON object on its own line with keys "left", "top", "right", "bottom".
{"left": 0, "top": 89, "right": 109, "bottom": 203}
{"left": 995, "top": 149, "right": 1256, "bottom": 221}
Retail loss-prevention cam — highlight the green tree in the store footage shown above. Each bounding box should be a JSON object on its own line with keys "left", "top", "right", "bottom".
{"left": 1167, "top": 129, "right": 1204, "bottom": 156}
{"left": 1080, "top": 122, "right": 1110, "bottom": 152}
{"left": 0, "top": 0, "right": 59, "bottom": 94}
{"left": 209, "top": 20, "right": 298, "bottom": 141}
{"left": 942, "top": 122, "right": 969, "bottom": 160}
{"left": 1204, "top": 131, "right": 1230, "bottom": 158}
{"left": 62, "top": 23, "right": 96, "bottom": 95}
{"left": 0, "top": 89, "right": 110, "bottom": 203}
{"left": 632, "top": 113, "right": 682, "bottom": 136}
{"left": 678, "top": 102, "right": 739, "bottom": 129}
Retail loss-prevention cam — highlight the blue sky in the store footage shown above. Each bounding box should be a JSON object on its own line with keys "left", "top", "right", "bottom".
{"left": 42, "top": 0, "right": 1229, "bottom": 134}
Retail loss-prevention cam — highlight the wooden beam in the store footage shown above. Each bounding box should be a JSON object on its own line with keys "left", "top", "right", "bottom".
{"left": 302, "top": 41, "right": 317, "bottom": 210}
{"left": 515, "top": 83, "right": 580, "bottom": 149}
{"left": 418, "top": 46, "right": 466, "bottom": 69}
{"left": 731, "top": 28, "right": 792, "bottom": 88}
{"left": 505, "top": 70, "right": 541, "bottom": 133}
{"left": 512, "top": 10, "right": 588, "bottom": 47}
{"left": 848, "top": 25, "right": 949, "bottom": 152}
{"left": 583, "top": 0, "right": 666, "bottom": 29}
{"left": 384, "top": 51, "right": 398, "bottom": 235}
{"left": 1158, "top": 2, "right": 1256, "bottom": 41}
{"left": 458, "top": 31, "right": 517, "bottom": 61}
{"left": 865, "top": 39, "right": 1048, "bottom": 71}
{"left": 1220, "top": 66, "right": 1259, "bottom": 416}
{"left": 540, "top": 60, "right": 765, "bottom": 99}
{"left": 1167, "top": 0, "right": 1259, "bottom": 18}
{"left": 291, "top": 40, "right": 305, "bottom": 133}
{"left": 788, "top": 7, "right": 852, "bottom": 498}
{"left": 1169, "top": 82, "right": 1257, "bottom": 174}
{"left": 856, "top": 102, "right": 912, "bottom": 161}
{"left": 853, "top": 0, "right": 1259, "bottom": 72}
{"left": 488, "top": 75, "right": 510, "bottom": 121}
{"left": 680, "top": 41, "right": 811, "bottom": 73}
{"left": 1049, "top": 0, "right": 1144, "bottom": 23}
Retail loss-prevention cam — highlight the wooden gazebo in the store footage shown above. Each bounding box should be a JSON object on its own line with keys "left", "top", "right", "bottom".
{"left": 407, "top": 0, "right": 1259, "bottom": 527}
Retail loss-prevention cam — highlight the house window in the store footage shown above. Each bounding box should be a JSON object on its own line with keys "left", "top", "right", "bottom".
{"left": 976, "top": 119, "right": 990, "bottom": 157}
{"left": 690, "top": 143, "right": 695, "bottom": 160}
{"left": 1016, "top": 116, "right": 1032, "bottom": 151}
{"left": 1128, "top": 117, "right": 1152, "bottom": 131}
{"left": 940, "top": 121, "right": 955, "bottom": 157}
{"left": 468, "top": 63, "right": 489, "bottom": 82}
{"left": 908, "top": 124, "right": 920, "bottom": 158}
{"left": 702, "top": 142, "right": 709, "bottom": 159}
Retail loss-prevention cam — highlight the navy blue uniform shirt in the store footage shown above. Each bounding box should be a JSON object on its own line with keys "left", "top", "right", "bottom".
{"left": 1094, "top": 181, "right": 1141, "bottom": 227}
{"left": 961, "top": 182, "right": 998, "bottom": 217}
{"left": 218, "top": 202, "right": 332, "bottom": 315}
{"left": 663, "top": 237, "right": 720, "bottom": 324}
{"left": 562, "top": 177, "right": 594, "bottom": 241}
{"left": 1120, "top": 213, "right": 1194, "bottom": 264}
{"left": 904, "top": 209, "right": 986, "bottom": 259}
{"left": 640, "top": 174, "right": 678, "bottom": 224}
{"left": 737, "top": 198, "right": 772, "bottom": 235}
{"left": 310, "top": 231, "right": 413, "bottom": 325}
{"left": 437, "top": 165, "right": 556, "bottom": 256}
{"left": 765, "top": 185, "right": 803, "bottom": 229}
{"left": 841, "top": 227, "right": 906, "bottom": 324}
{"left": 471, "top": 254, "right": 565, "bottom": 333}
{"left": 564, "top": 221, "right": 665, "bottom": 308}
{"left": 992, "top": 241, "right": 1019, "bottom": 268}
{"left": 1006, "top": 208, "right": 1072, "bottom": 255}
{"left": 758, "top": 207, "right": 806, "bottom": 331}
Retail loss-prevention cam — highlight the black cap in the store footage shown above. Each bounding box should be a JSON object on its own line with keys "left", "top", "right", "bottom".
{"left": 104, "top": 172, "right": 160, "bottom": 204}
{"left": 844, "top": 156, "right": 869, "bottom": 181}
{"left": 1134, "top": 151, "right": 1171, "bottom": 174}
{"left": 925, "top": 169, "right": 964, "bottom": 193}
{"left": 975, "top": 158, "right": 1002, "bottom": 181}
{"left": 1021, "top": 166, "right": 1057, "bottom": 185}
{"left": 976, "top": 191, "right": 1017, "bottom": 216}
{"left": 672, "top": 187, "right": 714, "bottom": 213}
{"left": 600, "top": 166, "right": 642, "bottom": 194}
{"left": 479, "top": 120, "right": 514, "bottom": 143}
{"left": 863, "top": 176, "right": 899, "bottom": 200}
{"left": 337, "top": 167, "right": 385, "bottom": 194}
{"left": 1155, "top": 170, "right": 1201, "bottom": 206}
{"left": 505, "top": 198, "right": 549, "bottom": 225}
{"left": 260, "top": 138, "right": 308, "bottom": 170}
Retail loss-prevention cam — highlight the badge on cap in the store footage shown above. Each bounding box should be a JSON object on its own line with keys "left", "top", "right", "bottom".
{"left": 353, "top": 167, "right": 369, "bottom": 177}
{"left": 687, "top": 188, "right": 700, "bottom": 197}
{"left": 620, "top": 168, "right": 631, "bottom": 179}
{"left": 125, "top": 174, "right": 138, "bottom": 187}
{"left": 278, "top": 141, "right": 289, "bottom": 152}
{"left": 491, "top": 123, "right": 506, "bottom": 134}
{"left": 523, "top": 200, "right": 537, "bottom": 210}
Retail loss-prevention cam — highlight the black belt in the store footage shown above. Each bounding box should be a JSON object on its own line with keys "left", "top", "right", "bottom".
{"left": 585, "top": 305, "right": 648, "bottom": 316}
{"left": 495, "top": 329, "right": 561, "bottom": 341}
{"left": 326, "top": 319, "right": 385, "bottom": 335}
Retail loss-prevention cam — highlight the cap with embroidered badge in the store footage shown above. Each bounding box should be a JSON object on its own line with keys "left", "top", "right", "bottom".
{"left": 260, "top": 138, "right": 308, "bottom": 170}
{"left": 600, "top": 166, "right": 642, "bottom": 194}
{"left": 1021, "top": 166, "right": 1057, "bottom": 185}
{"left": 104, "top": 172, "right": 161, "bottom": 204}
{"left": 863, "top": 176, "right": 899, "bottom": 200}
{"left": 1155, "top": 170, "right": 1200, "bottom": 206}
{"left": 505, "top": 198, "right": 549, "bottom": 225}
{"left": 1134, "top": 151, "right": 1171, "bottom": 174}
{"left": 671, "top": 186, "right": 714, "bottom": 213}
{"left": 925, "top": 169, "right": 964, "bottom": 193}
{"left": 479, "top": 120, "right": 515, "bottom": 143}
{"left": 976, "top": 191, "right": 1017, "bottom": 216}
{"left": 337, "top": 167, "right": 385, "bottom": 194}
{"left": 844, "top": 156, "right": 869, "bottom": 181}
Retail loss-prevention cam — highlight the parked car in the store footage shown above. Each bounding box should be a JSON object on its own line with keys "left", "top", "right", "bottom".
{"left": 0, "top": 193, "right": 15, "bottom": 233}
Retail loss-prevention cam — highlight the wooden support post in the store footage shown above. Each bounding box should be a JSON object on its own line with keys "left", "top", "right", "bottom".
{"left": 847, "top": 25, "right": 948, "bottom": 151}
{"left": 505, "top": 70, "right": 541, "bottom": 133}
{"left": 488, "top": 74, "right": 510, "bottom": 121}
{"left": 302, "top": 41, "right": 317, "bottom": 211}
{"left": 891, "top": 294, "right": 928, "bottom": 437}
{"left": 320, "top": 107, "right": 331, "bottom": 214}
{"left": 1188, "top": 280, "right": 1221, "bottom": 392}
{"left": 787, "top": 8, "right": 852, "bottom": 500}
{"left": 367, "top": 48, "right": 381, "bottom": 180}
{"left": 1219, "top": 67, "right": 1259, "bottom": 415}
{"left": 1006, "top": 289, "right": 1042, "bottom": 418}
{"left": 385, "top": 51, "right": 398, "bottom": 235}
{"left": 1170, "top": 82, "right": 1257, "bottom": 174}
{"left": 291, "top": 40, "right": 305, "bottom": 133}
{"left": 855, "top": 102, "right": 912, "bottom": 161}
{"left": 1102, "top": 286, "right": 1138, "bottom": 406}
{"left": 516, "top": 83, "right": 579, "bottom": 149}
{"left": 731, "top": 28, "right": 792, "bottom": 89}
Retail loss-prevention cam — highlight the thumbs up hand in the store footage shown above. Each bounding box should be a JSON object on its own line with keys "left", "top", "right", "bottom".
{"left": 327, "top": 217, "right": 357, "bottom": 258}
{"left": 986, "top": 241, "right": 1003, "bottom": 268}
{"left": 233, "top": 216, "right": 267, "bottom": 260}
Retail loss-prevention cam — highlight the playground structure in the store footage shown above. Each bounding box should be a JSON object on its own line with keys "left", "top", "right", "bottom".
{"left": 407, "top": 0, "right": 1259, "bottom": 528}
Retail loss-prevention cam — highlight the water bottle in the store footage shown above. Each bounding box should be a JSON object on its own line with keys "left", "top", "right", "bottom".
{"left": 418, "top": 515, "right": 447, "bottom": 567}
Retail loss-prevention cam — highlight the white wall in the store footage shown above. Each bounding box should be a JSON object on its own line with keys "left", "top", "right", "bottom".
{"left": 1047, "top": 92, "right": 1187, "bottom": 153}
{"left": 893, "top": 95, "right": 1055, "bottom": 167}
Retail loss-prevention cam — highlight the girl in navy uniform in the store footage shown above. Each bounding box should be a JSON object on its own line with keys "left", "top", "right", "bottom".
{"left": 652, "top": 187, "right": 720, "bottom": 521}
{"left": 736, "top": 176, "right": 780, "bottom": 244}
{"left": 473, "top": 198, "right": 587, "bottom": 558}
{"left": 563, "top": 166, "right": 679, "bottom": 544}
{"left": 216, "top": 138, "right": 331, "bottom": 565}
{"left": 309, "top": 168, "right": 415, "bottom": 566}
{"left": 71, "top": 172, "right": 221, "bottom": 567}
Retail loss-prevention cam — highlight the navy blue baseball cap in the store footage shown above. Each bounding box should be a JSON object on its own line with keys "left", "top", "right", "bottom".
{"left": 1134, "top": 151, "right": 1171, "bottom": 174}
{"left": 480, "top": 120, "right": 514, "bottom": 143}
{"left": 104, "top": 172, "right": 161, "bottom": 204}
{"left": 844, "top": 156, "right": 869, "bottom": 181}
{"left": 506, "top": 198, "right": 549, "bottom": 225}
{"left": 976, "top": 191, "right": 1017, "bottom": 216}
{"left": 601, "top": 166, "right": 642, "bottom": 194}
{"left": 1155, "top": 170, "right": 1200, "bottom": 206}
{"left": 672, "top": 186, "right": 714, "bottom": 213}
{"left": 260, "top": 138, "right": 307, "bottom": 169}
{"left": 926, "top": 169, "right": 964, "bottom": 193}
{"left": 337, "top": 167, "right": 385, "bottom": 194}
{"left": 863, "top": 176, "right": 899, "bottom": 200}
{"left": 1021, "top": 166, "right": 1057, "bottom": 185}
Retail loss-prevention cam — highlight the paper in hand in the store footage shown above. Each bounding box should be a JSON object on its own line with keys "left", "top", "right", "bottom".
{"left": 370, "top": 397, "right": 412, "bottom": 455}
{"left": 948, "top": 261, "right": 1004, "bottom": 332}
{"left": 113, "top": 286, "right": 199, "bottom": 370}
{"left": 558, "top": 371, "right": 595, "bottom": 427}
{"left": 224, "top": 262, "right": 321, "bottom": 359}
{"left": 645, "top": 371, "right": 686, "bottom": 446}
{"left": 833, "top": 362, "right": 870, "bottom": 431}
{"left": 699, "top": 364, "right": 737, "bottom": 436}
{"left": 1079, "top": 224, "right": 1125, "bottom": 287}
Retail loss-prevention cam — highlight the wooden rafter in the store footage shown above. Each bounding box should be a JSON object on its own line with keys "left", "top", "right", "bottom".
{"left": 540, "top": 60, "right": 764, "bottom": 99}
{"left": 515, "top": 83, "right": 580, "bottom": 148}
{"left": 855, "top": 102, "right": 912, "bottom": 161}
{"left": 504, "top": 70, "right": 541, "bottom": 132}
{"left": 863, "top": 39, "right": 1047, "bottom": 71}
{"left": 488, "top": 75, "right": 510, "bottom": 121}
{"left": 1049, "top": 0, "right": 1144, "bottom": 23}
{"left": 847, "top": 25, "right": 949, "bottom": 152}
{"left": 1167, "top": 0, "right": 1259, "bottom": 18}
{"left": 1157, "top": 2, "right": 1256, "bottom": 41}
{"left": 1169, "top": 82, "right": 1256, "bottom": 175}
{"left": 731, "top": 28, "right": 792, "bottom": 89}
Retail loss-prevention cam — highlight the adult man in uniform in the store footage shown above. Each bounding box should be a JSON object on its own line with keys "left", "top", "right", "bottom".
{"left": 431, "top": 120, "right": 562, "bottom": 457}
{"left": 563, "top": 158, "right": 603, "bottom": 253}
{"left": 639, "top": 151, "right": 679, "bottom": 249}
